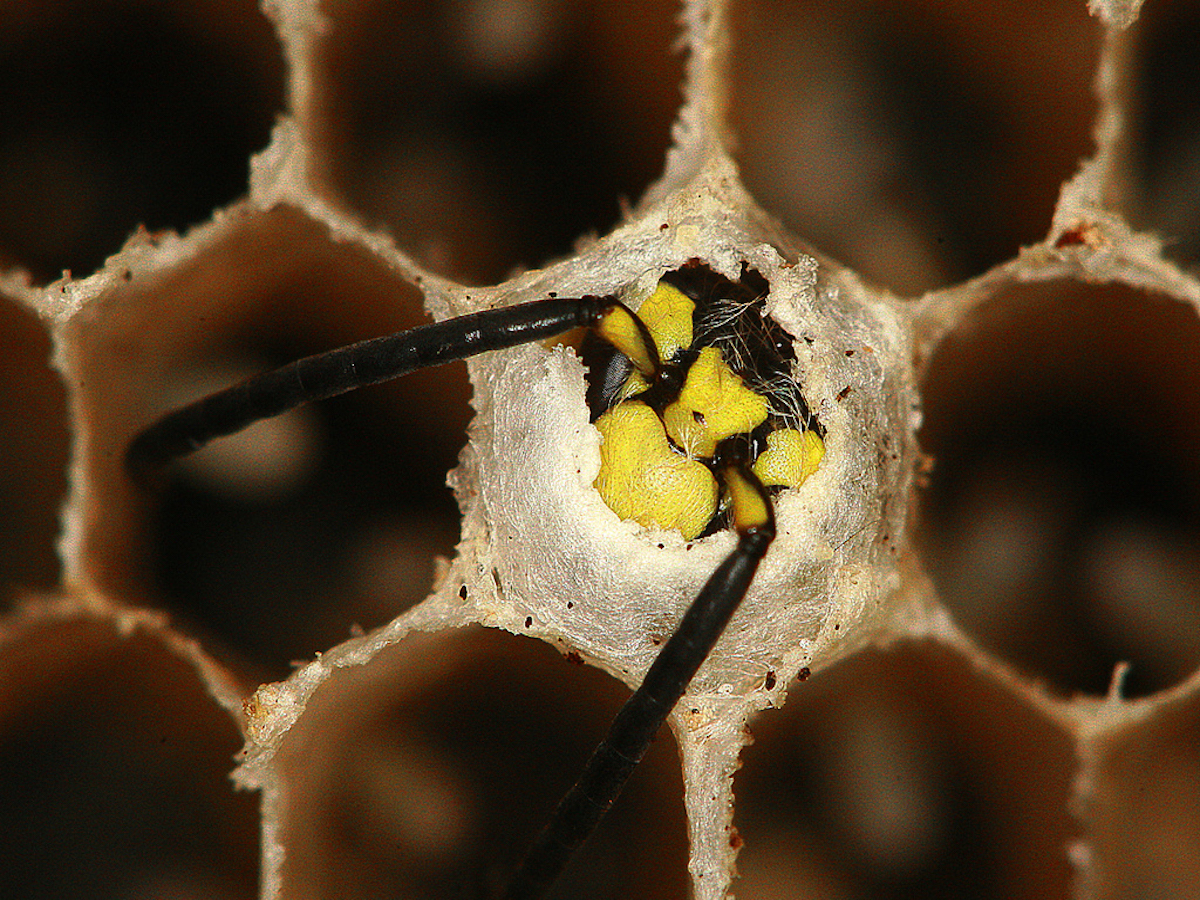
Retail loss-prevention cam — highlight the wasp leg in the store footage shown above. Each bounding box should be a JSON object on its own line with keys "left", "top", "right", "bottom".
{"left": 125, "top": 295, "right": 618, "bottom": 479}
{"left": 500, "top": 463, "right": 775, "bottom": 900}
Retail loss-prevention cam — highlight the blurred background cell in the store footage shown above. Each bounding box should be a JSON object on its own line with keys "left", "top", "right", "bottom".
{"left": 0, "top": 615, "right": 258, "bottom": 900}
{"left": 60, "top": 208, "right": 469, "bottom": 677}
{"left": 1126, "top": 0, "right": 1200, "bottom": 268}
{"left": 0, "top": 0, "right": 285, "bottom": 283}
{"left": 736, "top": 642, "right": 1077, "bottom": 900}
{"left": 305, "top": 0, "right": 682, "bottom": 284}
{"left": 271, "top": 627, "right": 689, "bottom": 900}
{"left": 0, "top": 296, "right": 68, "bottom": 599}
{"left": 1084, "top": 691, "right": 1200, "bottom": 898}
{"left": 729, "top": 0, "right": 1100, "bottom": 295}
{"left": 918, "top": 281, "right": 1200, "bottom": 699}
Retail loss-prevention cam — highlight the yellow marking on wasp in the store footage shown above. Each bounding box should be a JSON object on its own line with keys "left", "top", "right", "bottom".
{"left": 723, "top": 464, "right": 773, "bottom": 533}
{"left": 595, "top": 303, "right": 658, "bottom": 378}
{"left": 662, "top": 347, "right": 769, "bottom": 458}
{"left": 594, "top": 402, "right": 718, "bottom": 541}
{"left": 616, "top": 369, "right": 649, "bottom": 403}
{"left": 634, "top": 281, "right": 694, "bottom": 362}
{"left": 752, "top": 428, "right": 825, "bottom": 489}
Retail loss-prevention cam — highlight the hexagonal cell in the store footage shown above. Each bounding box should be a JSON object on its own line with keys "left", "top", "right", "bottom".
{"left": 265, "top": 626, "right": 688, "bottom": 899}
{"left": 1125, "top": 0, "right": 1200, "bottom": 267}
{"left": 0, "top": 0, "right": 285, "bottom": 282}
{"left": 0, "top": 608, "right": 257, "bottom": 900}
{"left": 1083, "top": 688, "right": 1200, "bottom": 898}
{"left": 918, "top": 280, "right": 1200, "bottom": 698}
{"left": 61, "top": 207, "right": 468, "bottom": 673}
{"left": 0, "top": 296, "right": 68, "bottom": 595}
{"left": 727, "top": 0, "right": 1100, "bottom": 295}
{"left": 301, "top": 0, "right": 682, "bottom": 284}
{"left": 734, "top": 640, "right": 1077, "bottom": 899}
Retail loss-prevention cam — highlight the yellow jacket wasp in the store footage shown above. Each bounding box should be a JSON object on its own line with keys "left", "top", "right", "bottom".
{"left": 128, "top": 259, "right": 826, "bottom": 899}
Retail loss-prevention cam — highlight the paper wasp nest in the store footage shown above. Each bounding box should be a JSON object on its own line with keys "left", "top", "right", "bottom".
{"left": 2, "top": 0, "right": 1200, "bottom": 898}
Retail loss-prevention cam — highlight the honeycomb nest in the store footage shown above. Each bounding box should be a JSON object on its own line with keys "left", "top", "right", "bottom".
{"left": 3, "top": 0, "right": 1200, "bottom": 898}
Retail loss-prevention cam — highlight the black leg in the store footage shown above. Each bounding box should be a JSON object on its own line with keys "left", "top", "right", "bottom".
{"left": 498, "top": 464, "right": 775, "bottom": 900}
{"left": 125, "top": 295, "right": 612, "bottom": 479}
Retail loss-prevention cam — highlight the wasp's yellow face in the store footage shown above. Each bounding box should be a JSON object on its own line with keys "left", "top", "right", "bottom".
{"left": 591, "top": 274, "right": 824, "bottom": 540}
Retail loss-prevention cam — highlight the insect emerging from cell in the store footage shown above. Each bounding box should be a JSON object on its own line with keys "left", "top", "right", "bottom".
{"left": 582, "top": 261, "right": 824, "bottom": 541}
{"left": 125, "top": 257, "right": 824, "bottom": 900}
